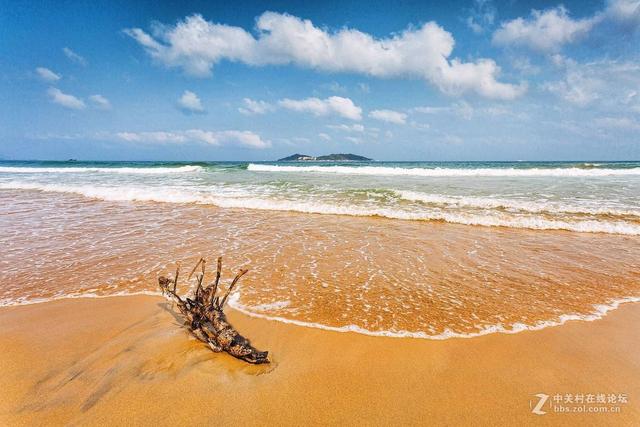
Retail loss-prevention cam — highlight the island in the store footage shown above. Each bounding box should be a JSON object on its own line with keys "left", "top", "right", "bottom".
{"left": 277, "top": 153, "right": 372, "bottom": 162}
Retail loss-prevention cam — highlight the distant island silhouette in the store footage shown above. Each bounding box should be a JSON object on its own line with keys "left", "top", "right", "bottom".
{"left": 277, "top": 153, "right": 372, "bottom": 162}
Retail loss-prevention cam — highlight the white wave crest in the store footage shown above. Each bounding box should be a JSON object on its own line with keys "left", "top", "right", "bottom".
{"left": 397, "top": 191, "right": 640, "bottom": 218}
{"left": 3, "top": 182, "right": 640, "bottom": 235}
{"left": 0, "top": 165, "right": 203, "bottom": 174}
{"left": 248, "top": 164, "right": 640, "bottom": 177}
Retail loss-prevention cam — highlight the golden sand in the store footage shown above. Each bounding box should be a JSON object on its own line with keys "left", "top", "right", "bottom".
{"left": 0, "top": 296, "right": 638, "bottom": 426}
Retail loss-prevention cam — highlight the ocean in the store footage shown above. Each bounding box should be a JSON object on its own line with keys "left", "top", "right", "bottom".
{"left": 1, "top": 160, "right": 639, "bottom": 338}
{"left": 2, "top": 160, "right": 640, "bottom": 234}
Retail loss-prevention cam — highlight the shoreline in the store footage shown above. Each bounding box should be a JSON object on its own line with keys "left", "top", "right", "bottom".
{"left": 2, "top": 291, "right": 640, "bottom": 342}
{"left": 1, "top": 295, "right": 639, "bottom": 425}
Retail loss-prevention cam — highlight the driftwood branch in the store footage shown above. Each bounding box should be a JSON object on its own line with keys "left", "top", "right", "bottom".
{"left": 159, "top": 257, "right": 269, "bottom": 364}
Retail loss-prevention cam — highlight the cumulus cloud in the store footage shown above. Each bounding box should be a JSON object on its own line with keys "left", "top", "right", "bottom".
{"left": 36, "top": 67, "right": 61, "bottom": 82}
{"left": 493, "top": 1, "right": 640, "bottom": 52}
{"left": 278, "top": 96, "right": 362, "bottom": 120}
{"left": 369, "top": 109, "right": 407, "bottom": 125}
{"left": 47, "top": 87, "right": 85, "bottom": 109}
{"left": 238, "top": 98, "right": 274, "bottom": 115}
{"left": 62, "top": 47, "right": 87, "bottom": 66}
{"left": 124, "top": 12, "right": 524, "bottom": 100}
{"left": 492, "top": 6, "right": 598, "bottom": 52}
{"left": 177, "top": 90, "right": 205, "bottom": 113}
{"left": 116, "top": 129, "right": 269, "bottom": 148}
{"left": 89, "top": 94, "right": 111, "bottom": 110}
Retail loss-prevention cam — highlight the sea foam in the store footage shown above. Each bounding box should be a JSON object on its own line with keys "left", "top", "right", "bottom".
{"left": 396, "top": 190, "right": 640, "bottom": 217}
{"left": 248, "top": 164, "right": 640, "bottom": 177}
{"left": 228, "top": 292, "right": 640, "bottom": 340}
{"left": 0, "top": 165, "right": 203, "bottom": 174}
{"left": 3, "top": 182, "right": 640, "bottom": 235}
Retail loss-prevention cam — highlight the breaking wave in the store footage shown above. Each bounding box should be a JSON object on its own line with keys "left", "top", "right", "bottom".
{"left": 0, "top": 165, "right": 203, "bottom": 174}
{"left": 248, "top": 164, "right": 640, "bottom": 177}
{"left": 3, "top": 182, "right": 640, "bottom": 235}
{"left": 396, "top": 190, "right": 640, "bottom": 218}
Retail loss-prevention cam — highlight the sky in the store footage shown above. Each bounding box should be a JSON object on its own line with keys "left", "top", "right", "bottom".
{"left": 1, "top": 0, "right": 639, "bottom": 161}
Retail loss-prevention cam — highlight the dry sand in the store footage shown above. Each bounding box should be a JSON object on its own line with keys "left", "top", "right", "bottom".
{"left": 0, "top": 295, "right": 638, "bottom": 426}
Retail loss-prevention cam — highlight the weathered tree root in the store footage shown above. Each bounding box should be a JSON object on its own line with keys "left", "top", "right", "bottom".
{"left": 159, "top": 257, "right": 269, "bottom": 364}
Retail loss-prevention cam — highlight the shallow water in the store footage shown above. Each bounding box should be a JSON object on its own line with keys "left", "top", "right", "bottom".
{"left": 1, "top": 162, "right": 639, "bottom": 338}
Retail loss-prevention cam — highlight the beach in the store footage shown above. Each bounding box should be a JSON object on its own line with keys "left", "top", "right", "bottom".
{"left": 6, "top": 0, "right": 640, "bottom": 423}
{"left": 1, "top": 295, "right": 639, "bottom": 425}
{"left": 1, "top": 161, "right": 639, "bottom": 425}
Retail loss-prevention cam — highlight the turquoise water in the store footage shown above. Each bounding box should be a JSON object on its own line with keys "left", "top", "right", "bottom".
{"left": 2, "top": 160, "right": 640, "bottom": 234}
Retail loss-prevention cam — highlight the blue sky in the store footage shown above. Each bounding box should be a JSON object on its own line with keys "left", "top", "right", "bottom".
{"left": 1, "top": 0, "right": 639, "bottom": 161}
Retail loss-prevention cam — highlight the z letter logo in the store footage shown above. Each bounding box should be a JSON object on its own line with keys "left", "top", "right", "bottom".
{"left": 531, "top": 393, "right": 549, "bottom": 415}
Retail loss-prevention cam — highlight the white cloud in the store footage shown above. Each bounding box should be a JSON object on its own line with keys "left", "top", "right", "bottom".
{"left": 411, "top": 101, "right": 527, "bottom": 121}
{"left": 412, "top": 101, "right": 474, "bottom": 120}
{"left": 605, "top": 0, "right": 640, "bottom": 29}
{"left": 327, "top": 123, "right": 365, "bottom": 132}
{"left": 177, "top": 90, "right": 205, "bottom": 113}
{"left": 595, "top": 116, "right": 640, "bottom": 130}
{"left": 62, "top": 47, "right": 87, "bottom": 66}
{"left": 511, "top": 57, "right": 540, "bottom": 75}
{"left": 116, "top": 129, "right": 270, "bottom": 148}
{"left": 124, "top": 12, "right": 524, "bottom": 100}
{"left": 452, "top": 101, "right": 474, "bottom": 120}
{"left": 492, "top": 6, "right": 597, "bottom": 52}
{"left": 369, "top": 109, "right": 407, "bottom": 125}
{"left": 543, "top": 73, "right": 601, "bottom": 106}
{"left": 323, "top": 81, "right": 347, "bottom": 93}
{"left": 47, "top": 87, "right": 85, "bottom": 109}
{"left": 318, "top": 132, "right": 332, "bottom": 141}
{"left": 542, "top": 60, "right": 640, "bottom": 108}
{"left": 238, "top": 98, "right": 273, "bottom": 115}
{"left": 279, "top": 96, "right": 362, "bottom": 120}
{"left": 466, "top": 0, "right": 496, "bottom": 34}
{"left": 411, "top": 105, "right": 449, "bottom": 114}
{"left": 409, "top": 121, "right": 430, "bottom": 131}
{"left": 345, "top": 136, "right": 362, "bottom": 144}
{"left": 36, "top": 67, "right": 61, "bottom": 82}
{"left": 89, "top": 94, "right": 111, "bottom": 110}
{"left": 357, "top": 83, "right": 370, "bottom": 93}
{"left": 493, "top": 1, "right": 640, "bottom": 53}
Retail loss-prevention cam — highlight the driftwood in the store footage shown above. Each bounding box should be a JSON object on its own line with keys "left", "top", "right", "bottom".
{"left": 159, "top": 257, "right": 269, "bottom": 364}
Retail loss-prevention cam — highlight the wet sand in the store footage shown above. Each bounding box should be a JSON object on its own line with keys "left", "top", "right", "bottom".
{"left": 1, "top": 296, "right": 638, "bottom": 426}
{"left": 3, "top": 190, "right": 640, "bottom": 338}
